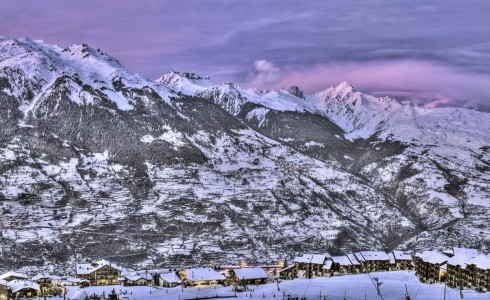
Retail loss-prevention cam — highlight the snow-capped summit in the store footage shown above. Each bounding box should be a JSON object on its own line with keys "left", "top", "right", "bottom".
{"left": 317, "top": 81, "right": 357, "bottom": 98}
{"left": 311, "top": 82, "right": 403, "bottom": 139}
{"left": 0, "top": 37, "right": 174, "bottom": 113}
{"left": 157, "top": 70, "right": 213, "bottom": 94}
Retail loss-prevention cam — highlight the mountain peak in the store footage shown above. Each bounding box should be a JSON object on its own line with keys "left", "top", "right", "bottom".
{"left": 330, "top": 81, "right": 356, "bottom": 94}
{"left": 157, "top": 70, "right": 213, "bottom": 93}
{"left": 287, "top": 85, "right": 305, "bottom": 99}
{"left": 61, "top": 42, "right": 122, "bottom": 67}
{"left": 315, "top": 81, "right": 357, "bottom": 100}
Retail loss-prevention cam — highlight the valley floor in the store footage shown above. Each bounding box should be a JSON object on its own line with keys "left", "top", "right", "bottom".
{"left": 62, "top": 271, "right": 488, "bottom": 300}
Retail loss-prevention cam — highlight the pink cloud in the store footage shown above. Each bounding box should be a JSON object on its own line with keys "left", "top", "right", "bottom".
{"left": 242, "top": 59, "right": 490, "bottom": 110}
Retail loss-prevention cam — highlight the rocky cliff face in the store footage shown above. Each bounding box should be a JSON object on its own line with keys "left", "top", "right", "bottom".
{"left": 0, "top": 38, "right": 488, "bottom": 273}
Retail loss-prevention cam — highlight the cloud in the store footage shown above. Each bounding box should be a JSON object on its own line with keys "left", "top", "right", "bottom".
{"left": 247, "top": 60, "right": 282, "bottom": 87}
{"left": 241, "top": 59, "right": 490, "bottom": 112}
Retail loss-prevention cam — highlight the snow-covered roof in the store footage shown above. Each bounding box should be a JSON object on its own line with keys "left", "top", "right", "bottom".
{"left": 124, "top": 274, "right": 151, "bottom": 282}
{"left": 58, "top": 277, "right": 90, "bottom": 283}
{"left": 293, "top": 254, "right": 327, "bottom": 265}
{"left": 233, "top": 268, "right": 268, "bottom": 280}
{"left": 0, "top": 279, "right": 8, "bottom": 286}
{"left": 416, "top": 251, "right": 449, "bottom": 265}
{"left": 447, "top": 254, "right": 476, "bottom": 268}
{"left": 453, "top": 247, "right": 479, "bottom": 257}
{"left": 32, "top": 274, "right": 59, "bottom": 281}
{"left": 76, "top": 259, "right": 125, "bottom": 275}
{"left": 393, "top": 251, "right": 412, "bottom": 261}
{"left": 185, "top": 268, "right": 225, "bottom": 282}
{"left": 160, "top": 272, "right": 181, "bottom": 283}
{"left": 331, "top": 256, "right": 352, "bottom": 266}
{"left": 322, "top": 261, "right": 332, "bottom": 270}
{"left": 467, "top": 255, "right": 490, "bottom": 270}
{"left": 7, "top": 280, "right": 40, "bottom": 293}
{"left": 355, "top": 251, "right": 390, "bottom": 261}
{"left": 69, "top": 290, "right": 89, "bottom": 300}
{"left": 347, "top": 253, "right": 360, "bottom": 265}
{"left": 0, "top": 272, "right": 29, "bottom": 280}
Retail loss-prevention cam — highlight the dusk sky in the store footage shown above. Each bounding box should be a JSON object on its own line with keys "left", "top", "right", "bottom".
{"left": 1, "top": 0, "right": 490, "bottom": 111}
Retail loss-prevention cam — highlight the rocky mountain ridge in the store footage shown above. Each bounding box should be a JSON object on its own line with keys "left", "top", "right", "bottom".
{"left": 0, "top": 38, "right": 488, "bottom": 273}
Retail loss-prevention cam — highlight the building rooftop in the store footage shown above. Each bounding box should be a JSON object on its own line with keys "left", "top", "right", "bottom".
{"left": 233, "top": 267, "right": 268, "bottom": 280}
{"left": 76, "top": 259, "right": 125, "bottom": 275}
{"left": 331, "top": 256, "right": 352, "bottom": 266}
{"left": 185, "top": 268, "right": 225, "bottom": 282}
{"left": 393, "top": 251, "right": 412, "bottom": 261}
{"left": 415, "top": 251, "right": 449, "bottom": 265}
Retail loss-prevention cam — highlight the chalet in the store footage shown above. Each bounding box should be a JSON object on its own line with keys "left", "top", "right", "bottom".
{"left": 467, "top": 255, "right": 490, "bottom": 292}
{"left": 354, "top": 251, "right": 390, "bottom": 272}
{"left": 346, "top": 253, "right": 362, "bottom": 273}
{"left": 414, "top": 251, "right": 449, "bottom": 283}
{"left": 230, "top": 267, "right": 269, "bottom": 285}
{"left": 392, "top": 251, "right": 413, "bottom": 270}
{"left": 330, "top": 256, "right": 353, "bottom": 275}
{"left": 159, "top": 272, "right": 181, "bottom": 288}
{"left": 31, "top": 274, "right": 59, "bottom": 296}
{"left": 7, "top": 280, "right": 40, "bottom": 298}
{"left": 278, "top": 265, "right": 296, "bottom": 280}
{"left": 123, "top": 273, "right": 152, "bottom": 286}
{"left": 292, "top": 254, "right": 328, "bottom": 278}
{"left": 54, "top": 276, "right": 90, "bottom": 287}
{"left": 179, "top": 268, "right": 225, "bottom": 287}
{"left": 76, "top": 259, "right": 125, "bottom": 285}
{"left": 0, "top": 272, "right": 29, "bottom": 282}
{"left": 0, "top": 280, "right": 8, "bottom": 300}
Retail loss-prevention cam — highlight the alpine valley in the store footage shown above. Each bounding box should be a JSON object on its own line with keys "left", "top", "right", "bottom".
{"left": 0, "top": 38, "right": 489, "bottom": 273}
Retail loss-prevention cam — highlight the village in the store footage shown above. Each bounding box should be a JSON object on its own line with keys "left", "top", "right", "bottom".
{"left": 0, "top": 247, "right": 489, "bottom": 299}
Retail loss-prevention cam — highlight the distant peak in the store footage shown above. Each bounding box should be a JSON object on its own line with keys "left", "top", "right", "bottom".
{"left": 159, "top": 70, "right": 210, "bottom": 81}
{"left": 61, "top": 43, "right": 120, "bottom": 64}
{"left": 287, "top": 85, "right": 305, "bottom": 99}
{"left": 175, "top": 71, "right": 210, "bottom": 81}
{"left": 332, "top": 81, "right": 356, "bottom": 92}
{"left": 157, "top": 70, "right": 212, "bottom": 86}
{"left": 317, "top": 81, "right": 357, "bottom": 98}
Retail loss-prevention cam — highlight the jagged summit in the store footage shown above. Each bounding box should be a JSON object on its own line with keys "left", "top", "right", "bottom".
{"left": 315, "top": 81, "right": 357, "bottom": 99}
{"left": 287, "top": 85, "right": 305, "bottom": 99}
{"left": 157, "top": 70, "right": 213, "bottom": 94}
{"left": 0, "top": 37, "right": 121, "bottom": 68}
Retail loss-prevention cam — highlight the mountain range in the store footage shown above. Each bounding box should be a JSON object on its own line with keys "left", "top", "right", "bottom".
{"left": 0, "top": 37, "right": 488, "bottom": 273}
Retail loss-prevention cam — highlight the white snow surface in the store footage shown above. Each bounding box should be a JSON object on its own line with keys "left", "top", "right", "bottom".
{"left": 64, "top": 271, "right": 490, "bottom": 300}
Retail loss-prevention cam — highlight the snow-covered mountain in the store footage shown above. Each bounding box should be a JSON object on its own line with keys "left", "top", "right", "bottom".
{"left": 0, "top": 38, "right": 488, "bottom": 273}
